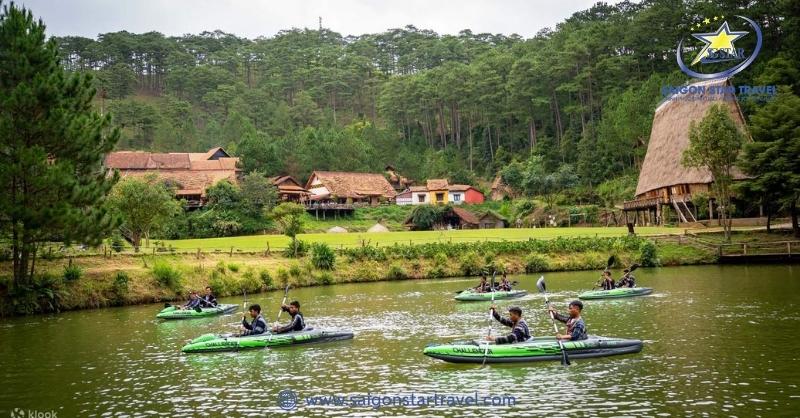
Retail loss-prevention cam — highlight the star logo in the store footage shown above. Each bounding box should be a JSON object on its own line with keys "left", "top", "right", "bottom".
{"left": 690, "top": 21, "right": 748, "bottom": 65}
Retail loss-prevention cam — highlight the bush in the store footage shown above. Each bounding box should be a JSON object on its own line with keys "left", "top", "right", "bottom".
{"left": 208, "top": 270, "right": 227, "bottom": 295}
{"left": 316, "top": 271, "right": 334, "bottom": 285}
{"left": 112, "top": 271, "right": 130, "bottom": 300}
{"left": 215, "top": 261, "right": 227, "bottom": 273}
{"left": 110, "top": 233, "right": 125, "bottom": 253}
{"left": 524, "top": 254, "right": 549, "bottom": 273}
{"left": 386, "top": 263, "right": 407, "bottom": 280}
{"left": 639, "top": 240, "right": 659, "bottom": 267}
{"left": 311, "top": 243, "right": 336, "bottom": 270}
{"left": 259, "top": 270, "right": 273, "bottom": 288}
{"left": 459, "top": 251, "right": 483, "bottom": 276}
{"left": 8, "top": 273, "right": 67, "bottom": 315}
{"left": 62, "top": 264, "right": 83, "bottom": 282}
{"left": 276, "top": 267, "right": 290, "bottom": 287}
{"left": 227, "top": 263, "right": 240, "bottom": 273}
{"left": 152, "top": 262, "right": 183, "bottom": 292}
{"left": 239, "top": 269, "right": 262, "bottom": 293}
{"left": 282, "top": 239, "right": 309, "bottom": 258}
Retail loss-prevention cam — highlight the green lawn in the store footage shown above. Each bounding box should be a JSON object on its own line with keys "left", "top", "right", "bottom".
{"left": 161, "top": 226, "right": 677, "bottom": 251}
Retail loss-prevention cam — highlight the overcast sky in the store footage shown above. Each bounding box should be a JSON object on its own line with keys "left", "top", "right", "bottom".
{"left": 19, "top": 0, "right": 619, "bottom": 39}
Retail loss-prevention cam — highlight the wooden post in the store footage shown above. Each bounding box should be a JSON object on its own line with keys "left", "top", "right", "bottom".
{"left": 230, "top": 246, "right": 234, "bottom": 257}
{"left": 788, "top": 242, "right": 792, "bottom": 255}
{"left": 743, "top": 243, "right": 747, "bottom": 255}
{"left": 266, "top": 242, "right": 271, "bottom": 256}
{"left": 196, "top": 248, "right": 201, "bottom": 259}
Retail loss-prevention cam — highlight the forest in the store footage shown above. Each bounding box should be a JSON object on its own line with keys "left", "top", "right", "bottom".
{"left": 53, "top": 0, "right": 797, "bottom": 195}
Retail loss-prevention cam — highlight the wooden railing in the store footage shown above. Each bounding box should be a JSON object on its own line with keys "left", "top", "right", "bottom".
{"left": 623, "top": 196, "right": 662, "bottom": 210}
{"left": 718, "top": 240, "right": 799, "bottom": 257}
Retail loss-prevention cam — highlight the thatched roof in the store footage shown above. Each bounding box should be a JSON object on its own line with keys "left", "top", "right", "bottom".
{"left": 366, "top": 223, "right": 389, "bottom": 232}
{"left": 635, "top": 78, "right": 750, "bottom": 197}
{"left": 306, "top": 171, "right": 396, "bottom": 199}
{"left": 270, "top": 175, "right": 309, "bottom": 195}
{"left": 105, "top": 147, "right": 240, "bottom": 197}
{"left": 426, "top": 179, "right": 449, "bottom": 190}
{"left": 449, "top": 207, "right": 480, "bottom": 225}
{"left": 327, "top": 226, "right": 348, "bottom": 233}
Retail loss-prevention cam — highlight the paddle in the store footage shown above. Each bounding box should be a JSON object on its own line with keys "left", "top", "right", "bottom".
{"left": 164, "top": 301, "right": 202, "bottom": 312}
{"left": 618, "top": 263, "right": 640, "bottom": 287}
{"left": 266, "top": 283, "right": 291, "bottom": 345}
{"left": 536, "top": 276, "right": 570, "bottom": 366}
{"left": 242, "top": 288, "right": 248, "bottom": 312}
{"left": 454, "top": 280, "right": 518, "bottom": 294}
{"left": 481, "top": 270, "right": 497, "bottom": 367}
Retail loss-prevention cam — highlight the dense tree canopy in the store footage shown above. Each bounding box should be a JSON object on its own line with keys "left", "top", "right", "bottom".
{"left": 52, "top": 1, "right": 796, "bottom": 194}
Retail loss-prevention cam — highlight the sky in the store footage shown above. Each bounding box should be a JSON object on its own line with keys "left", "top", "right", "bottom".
{"left": 18, "top": 0, "right": 620, "bottom": 39}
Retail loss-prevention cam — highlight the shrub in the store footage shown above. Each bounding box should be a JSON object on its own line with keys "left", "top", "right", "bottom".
{"left": 110, "top": 233, "right": 125, "bottom": 253}
{"left": 227, "top": 263, "right": 240, "bottom": 273}
{"left": 311, "top": 243, "right": 336, "bottom": 270}
{"left": 239, "top": 269, "right": 262, "bottom": 293}
{"left": 459, "top": 251, "right": 483, "bottom": 276}
{"left": 152, "top": 262, "right": 183, "bottom": 293}
{"left": 276, "top": 268, "right": 290, "bottom": 287}
{"left": 215, "top": 261, "right": 227, "bottom": 273}
{"left": 282, "top": 239, "right": 308, "bottom": 258}
{"left": 524, "top": 254, "right": 549, "bottom": 273}
{"left": 8, "top": 273, "right": 67, "bottom": 315}
{"left": 386, "top": 263, "right": 407, "bottom": 280}
{"left": 316, "top": 271, "right": 334, "bottom": 285}
{"left": 208, "top": 270, "right": 227, "bottom": 295}
{"left": 112, "top": 271, "right": 130, "bottom": 300}
{"left": 259, "top": 270, "right": 273, "bottom": 288}
{"left": 639, "top": 240, "right": 659, "bottom": 267}
{"left": 62, "top": 264, "right": 83, "bottom": 282}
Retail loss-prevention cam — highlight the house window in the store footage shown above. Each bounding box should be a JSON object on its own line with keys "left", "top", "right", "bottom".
{"left": 417, "top": 194, "right": 426, "bottom": 202}
{"left": 436, "top": 193, "right": 444, "bottom": 202}
{"left": 453, "top": 194, "right": 461, "bottom": 202}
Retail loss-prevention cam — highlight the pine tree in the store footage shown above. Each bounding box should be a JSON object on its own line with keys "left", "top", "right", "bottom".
{"left": 0, "top": 2, "right": 120, "bottom": 285}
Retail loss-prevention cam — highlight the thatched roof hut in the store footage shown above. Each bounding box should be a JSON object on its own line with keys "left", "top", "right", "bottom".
{"left": 327, "top": 226, "right": 348, "bottom": 233}
{"left": 624, "top": 78, "right": 751, "bottom": 224}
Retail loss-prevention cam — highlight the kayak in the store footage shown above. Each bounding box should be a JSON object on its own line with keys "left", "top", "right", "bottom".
{"left": 454, "top": 289, "right": 527, "bottom": 302}
{"left": 423, "top": 336, "right": 642, "bottom": 364}
{"left": 181, "top": 328, "right": 354, "bottom": 353}
{"left": 156, "top": 304, "right": 238, "bottom": 320}
{"left": 578, "top": 287, "right": 653, "bottom": 300}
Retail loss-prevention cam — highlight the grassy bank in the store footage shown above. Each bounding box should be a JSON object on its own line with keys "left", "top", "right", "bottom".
{"left": 160, "top": 226, "right": 676, "bottom": 251}
{"left": 0, "top": 234, "right": 715, "bottom": 316}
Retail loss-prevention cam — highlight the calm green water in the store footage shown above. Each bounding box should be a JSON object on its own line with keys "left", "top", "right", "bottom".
{"left": 1, "top": 265, "right": 799, "bottom": 417}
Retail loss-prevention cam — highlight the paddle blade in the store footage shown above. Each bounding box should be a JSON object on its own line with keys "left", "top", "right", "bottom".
{"left": 194, "top": 306, "right": 202, "bottom": 313}
{"left": 536, "top": 276, "right": 546, "bottom": 293}
{"left": 629, "top": 263, "right": 640, "bottom": 272}
{"left": 607, "top": 255, "right": 615, "bottom": 269}
{"left": 561, "top": 349, "right": 571, "bottom": 366}
{"left": 164, "top": 303, "right": 171, "bottom": 308}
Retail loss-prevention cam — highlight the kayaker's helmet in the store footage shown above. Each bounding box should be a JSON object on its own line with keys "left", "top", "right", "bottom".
{"left": 508, "top": 306, "right": 522, "bottom": 316}
{"left": 568, "top": 300, "right": 584, "bottom": 311}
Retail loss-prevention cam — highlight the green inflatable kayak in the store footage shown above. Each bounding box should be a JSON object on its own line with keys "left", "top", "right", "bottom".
{"left": 454, "top": 289, "right": 527, "bottom": 301}
{"left": 181, "top": 328, "right": 354, "bottom": 353}
{"left": 423, "top": 336, "right": 642, "bottom": 364}
{"left": 577, "top": 287, "right": 653, "bottom": 300}
{"left": 156, "top": 304, "right": 238, "bottom": 320}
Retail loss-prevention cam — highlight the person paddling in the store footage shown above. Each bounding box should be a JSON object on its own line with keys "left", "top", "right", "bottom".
{"left": 598, "top": 270, "right": 615, "bottom": 290}
{"left": 240, "top": 304, "right": 268, "bottom": 336}
{"left": 271, "top": 301, "right": 305, "bottom": 334}
{"left": 617, "top": 269, "right": 636, "bottom": 288}
{"left": 485, "top": 305, "right": 531, "bottom": 344}
{"left": 181, "top": 291, "right": 202, "bottom": 310}
{"left": 200, "top": 286, "right": 218, "bottom": 308}
{"left": 549, "top": 300, "right": 587, "bottom": 341}
{"left": 498, "top": 273, "right": 512, "bottom": 291}
{"left": 474, "top": 274, "right": 490, "bottom": 293}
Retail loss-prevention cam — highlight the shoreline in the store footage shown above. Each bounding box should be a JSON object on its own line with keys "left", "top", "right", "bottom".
{"left": 0, "top": 235, "right": 718, "bottom": 316}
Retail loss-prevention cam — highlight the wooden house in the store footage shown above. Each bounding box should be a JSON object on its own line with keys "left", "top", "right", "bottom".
{"left": 305, "top": 171, "right": 396, "bottom": 206}
{"left": 478, "top": 211, "right": 507, "bottom": 229}
{"left": 270, "top": 175, "right": 310, "bottom": 202}
{"left": 104, "top": 147, "right": 240, "bottom": 208}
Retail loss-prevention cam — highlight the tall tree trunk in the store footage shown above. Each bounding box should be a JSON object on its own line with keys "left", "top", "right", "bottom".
{"left": 468, "top": 114, "right": 474, "bottom": 171}
{"left": 487, "top": 123, "right": 494, "bottom": 159}
{"left": 792, "top": 200, "right": 799, "bottom": 239}
{"left": 438, "top": 102, "right": 446, "bottom": 148}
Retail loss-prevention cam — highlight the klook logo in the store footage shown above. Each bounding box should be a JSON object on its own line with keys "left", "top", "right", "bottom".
{"left": 676, "top": 15, "right": 762, "bottom": 80}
